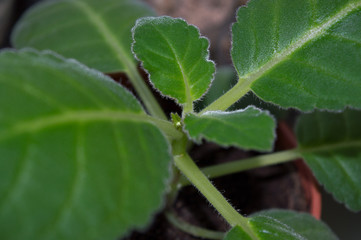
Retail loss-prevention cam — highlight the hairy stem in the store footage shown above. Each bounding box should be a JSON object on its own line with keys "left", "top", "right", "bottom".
{"left": 200, "top": 78, "right": 250, "bottom": 113}
{"left": 173, "top": 153, "right": 256, "bottom": 238}
{"left": 72, "top": 1, "right": 166, "bottom": 120}
{"left": 165, "top": 211, "right": 225, "bottom": 240}
{"left": 180, "top": 149, "right": 302, "bottom": 186}
{"left": 165, "top": 166, "right": 182, "bottom": 209}
{"left": 183, "top": 101, "right": 194, "bottom": 115}
{"left": 147, "top": 116, "right": 183, "bottom": 140}
{"left": 126, "top": 64, "right": 167, "bottom": 120}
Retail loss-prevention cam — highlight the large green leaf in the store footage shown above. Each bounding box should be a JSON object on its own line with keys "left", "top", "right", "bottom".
{"left": 11, "top": 0, "right": 154, "bottom": 73}
{"left": 232, "top": 0, "right": 361, "bottom": 111}
{"left": 224, "top": 210, "right": 337, "bottom": 240}
{"left": 132, "top": 16, "right": 215, "bottom": 111}
{"left": 184, "top": 107, "right": 275, "bottom": 151}
{"left": 0, "top": 49, "right": 172, "bottom": 240}
{"left": 296, "top": 109, "right": 361, "bottom": 211}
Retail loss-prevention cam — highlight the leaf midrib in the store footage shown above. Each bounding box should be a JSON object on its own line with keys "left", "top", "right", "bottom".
{"left": 0, "top": 110, "right": 150, "bottom": 141}
{"left": 300, "top": 139, "right": 361, "bottom": 154}
{"left": 71, "top": 0, "right": 133, "bottom": 70}
{"left": 239, "top": 1, "right": 361, "bottom": 88}
{"left": 151, "top": 25, "right": 193, "bottom": 109}
{"left": 37, "top": 126, "right": 87, "bottom": 238}
{"left": 198, "top": 114, "right": 263, "bottom": 140}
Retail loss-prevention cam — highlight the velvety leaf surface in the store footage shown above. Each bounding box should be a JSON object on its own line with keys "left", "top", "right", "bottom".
{"left": 11, "top": 0, "right": 154, "bottom": 73}
{"left": 296, "top": 109, "right": 361, "bottom": 211}
{"left": 232, "top": 0, "right": 361, "bottom": 111}
{"left": 0, "top": 49, "right": 172, "bottom": 240}
{"left": 224, "top": 210, "right": 337, "bottom": 240}
{"left": 224, "top": 226, "right": 253, "bottom": 240}
{"left": 184, "top": 107, "right": 275, "bottom": 151}
{"left": 250, "top": 210, "right": 338, "bottom": 240}
{"left": 132, "top": 16, "right": 215, "bottom": 109}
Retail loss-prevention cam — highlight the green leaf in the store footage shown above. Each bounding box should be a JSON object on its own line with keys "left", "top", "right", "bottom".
{"left": 11, "top": 0, "right": 154, "bottom": 73}
{"left": 232, "top": 0, "right": 361, "bottom": 111}
{"left": 11, "top": 0, "right": 167, "bottom": 122}
{"left": 224, "top": 226, "right": 253, "bottom": 240}
{"left": 224, "top": 210, "right": 338, "bottom": 240}
{"left": 0, "top": 49, "right": 172, "bottom": 240}
{"left": 132, "top": 16, "right": 215, "bottom": 111}
{"left": 251, "top": 210, "right": 338, "bottom": 240}
{"left": 296, "top": 109, "right": 361, "bottom": 211}
{"left": 184, "top": 107, "right": 276, "bottom": 151}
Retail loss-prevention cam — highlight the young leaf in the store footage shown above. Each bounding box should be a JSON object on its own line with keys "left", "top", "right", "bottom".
{"left": 132, "top": 16, "right": 215, "bottom": 111}
{"left": 224, "top": 210, "right": 338, "bottom": 240}
{"left": 296, "top": 109, "right": 361, "bottom": 211}
{"left": 184, "top": 107, "right": 275, "bottom": 151}
{"left": 232, "top": 0, "right": 361, "bottom": 111}
{"left": 0, "top": 49, "right": 172, "bottom": 240}
{"left": 11, "top": 0, "right": 154, "bottom": 73}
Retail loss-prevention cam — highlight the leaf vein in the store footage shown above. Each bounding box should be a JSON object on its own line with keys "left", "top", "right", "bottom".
{"left": 141, "top": 45, "right": 174, "bottom": 61}
{"left": 0, "top": 78, "right": 68, "bottom": 111}
{"left": 0, "top": 110, "right": 148, "bottom": 141}
{"left": 0, "top": 136, "right": 32, "bottom": 211}
{"left": 328, "top": 33, "right": 361, "bottom": 46}
{"left": 26, "top": 19, "right": 87, "bottom": 46}
{"left": 71, "top": 0, "right": 134, "bottom": 71}
{"left": 112, "top": 123, "right": 128, "bottom": 221}
{"left": 290, "top": 57, "right": 361, "bottom": 88}
{"left": 250, "top": 6, "right": 260, "bottom": 67}
{"left": 151, "top": 24, "right": 192, "bottom": 106}
{"left": 38, "top": 124, "right": 87, "bottom": 237}
{"left": 332, "top": 154, "right": 361, "bottom": 199}
{"left": 242, "top": 1, "right": 361, "bottom": 89}
{"left": 273, "top": 0, "right": 281, "bottom": 52}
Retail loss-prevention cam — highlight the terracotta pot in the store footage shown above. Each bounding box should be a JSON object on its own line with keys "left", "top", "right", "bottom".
{"left": 276, "top": 122, "right": 322, "bottom": 219}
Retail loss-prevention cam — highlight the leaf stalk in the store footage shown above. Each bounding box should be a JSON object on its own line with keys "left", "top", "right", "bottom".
{"left": 180, "top": 149, "right": 302, "bottom": 186}
{"left": 165, "top": 211, "right": 225, "bottom": 240}
{"left": 173, "top": 153, "right": 256, "bottom": 237}
{"left": 200, "top": 78, "right": 251, "bottom": 113}
{"left": 126, "top": 64, "right": 167, "bottom": 120}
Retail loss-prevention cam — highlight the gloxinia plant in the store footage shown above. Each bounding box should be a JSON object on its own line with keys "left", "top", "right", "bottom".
{"left": 1, "top": 0, "right": 361, "bottom": 239}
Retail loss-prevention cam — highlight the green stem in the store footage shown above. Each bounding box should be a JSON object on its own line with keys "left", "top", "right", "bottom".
{"left": 183, "top": 102, "right": 194, "bottom": 115}
{"left": 165, "top": 165, "right": 182, "bottom": 208}
{"left": 180, "top": 149, "right": 301, "bottom": 186}
{"left": 72, "top": 1, "right": 166, "bottom": 120}
{"left": 147, "top": 116, "right": 183, "bottom": 141}
{"left": 200, "top": 78, "right": 251, "bottom": 113}
{"left": 165, "top": 211, "right": 225, "bottom": 240}
{"left": 126, "top": 64, "right": 167, "bottom": 120}
{"left": 173, "top": 153, "right": 256, "bottom": 238}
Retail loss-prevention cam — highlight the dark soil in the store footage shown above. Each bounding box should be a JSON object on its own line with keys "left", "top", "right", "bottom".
{"left": 123, "top": 136, "right": 311, "bottom": 240}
